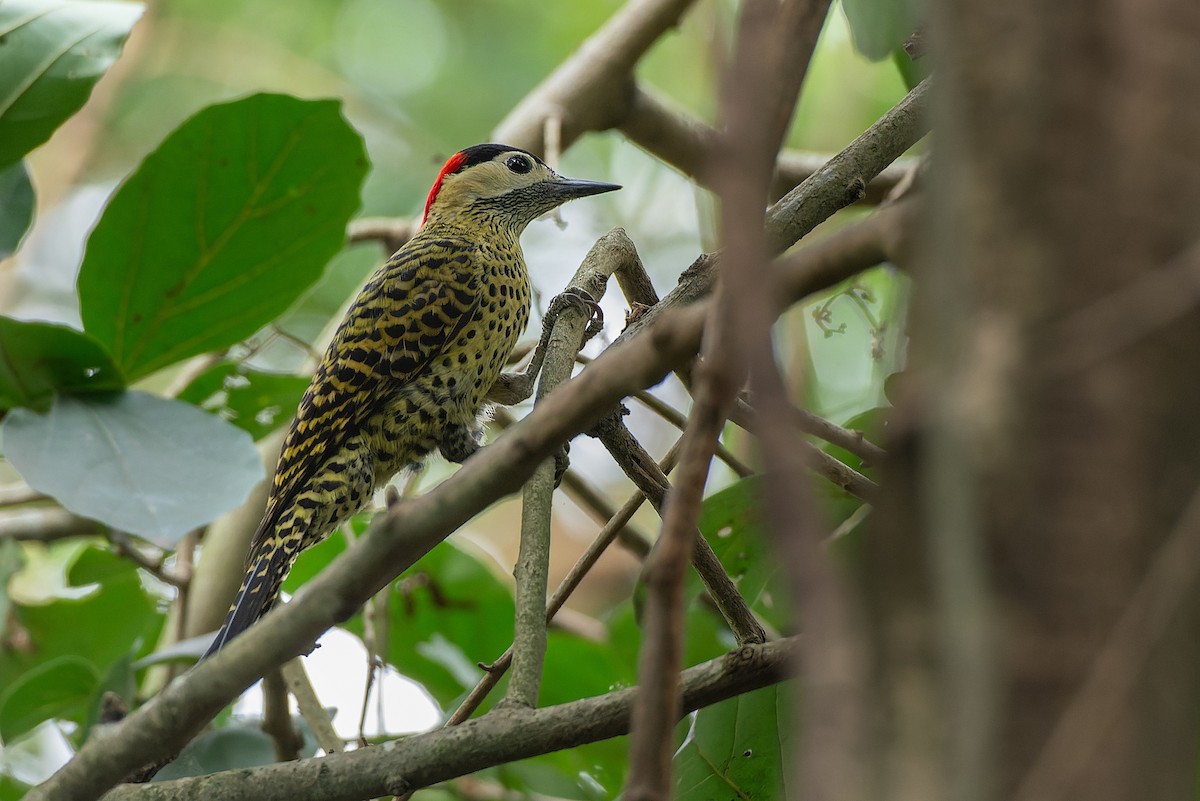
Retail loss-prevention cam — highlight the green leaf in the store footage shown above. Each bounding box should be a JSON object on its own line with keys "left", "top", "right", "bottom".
{"left": 608, "top": 598, "right": 730, "bottom": 674}
{"left": 0, "top": 0, "right": 143, "bottom": 169}
{"left": 675, "top": 685, "right": 791, "bottom": 801}
{"left": 0, "top": 775, "right": 33, "bottom": 801}
{"left": 0, "top": 655, "right": 100, "bottom": 742}
{"left": 178, "top": 361, "right": 309, "bottom": 440}
{"left": 287, "top": 534, "right": 516, "bottom": 707}
{"left": 274, "top": 242, "right": 381, "bottom": 344}
{"left": 78, "top": 93, "right": 368, "bottom": 380}
{"left": 0, "top": 317, "right": 124, "bottom": 412}
{"left": 153, "top": 717, "right": 318, "bottom": 780}
{"left": 0, "top": 160, "right": 34, "bottom": 257}
{"left": 492, "top": 742, "right": 627, "bottom": 801}
{"left": 2, "top": 391, "right": 263, "bottom": 546}
{"left": 0, "top": 547, "right": 159, "bottom": 715}
{"left": 539, "top": 631, "right": 635, "bottom": 707}
{"left": 382, "top": 540, "right": 516, "bottom": 706}
{"left": 693, "top": 477, "right": 791, "bottom": 632}
{"left": 841, "top": 0, "right": 921, "bottom": 61}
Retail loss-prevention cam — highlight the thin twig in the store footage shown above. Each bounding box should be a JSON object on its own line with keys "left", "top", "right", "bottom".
{"left": 492, "top": 0, "right": 700, "bottom": 152}
{"left": 723, "top": 398, "right": 879, "bottom": 500}
{"left": 708, "top": 1, "right": 869, "bottom": 799}
{"left": 590, "top": 414, "right": 766, "bottom": 646}
{"left": 631, "top": 388, "right": 754, "bottom": 477}
{"left": 347, "top": 217, "right": 415, "bottom": 254}
{"left": 0, "top": 483, "right": 46, "bottom": 508}
{"left": 281, "top": 659, "right": 343, "bottom": 755}
{"left": 163, "top": 352, "right": 225, "bottom": 399}
{"left": 0, "top": 508, "right": 98, "bottom": 542}
{"left": 106, "top": 531, "right": 187, "bottom": 588}
{"left": 615, "top": 79, "right": 931, "bottom": 349}
{"left": 619, "top": 84, "right": 915, "bottom": 206}
{"left": 489, "top": 406, "right": 655, "bottom": 553}
{"left": 573, "top": 353, "right": 752, "bottom": 477}
{"left": 557, "top": 469, "right": 655, "bottom": 556}
{"left": 164, "top": 529, "right": 199, "bottom": 685}
{"left": 358, "top": 595, "right": 381, "bottom": 744}
{"left": 262, "top": 668, "right": 303, "bottom": 762}
{"left": 735, "top": 396, "right": 889, "bottom": 466}
{"left": 826, "top": 504, "right": 873, "bottom": 543}
{"left": 507, "top": 231, "right": 635, "bottom": 708}
{"left": 447, "top": 440, "right": 682, "bottom": 727}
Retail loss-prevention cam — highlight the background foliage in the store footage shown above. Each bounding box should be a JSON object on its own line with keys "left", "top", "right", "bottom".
{"left": 0, "top": 0, "right": 910, "bottom": 797}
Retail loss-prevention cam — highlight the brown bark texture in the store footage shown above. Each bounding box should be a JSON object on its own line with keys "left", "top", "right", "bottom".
{"left": 866, "top": 2, "right": 1200, "bottom": 800}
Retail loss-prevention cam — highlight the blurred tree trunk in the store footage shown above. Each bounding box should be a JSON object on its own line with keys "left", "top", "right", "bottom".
{"left": 863, "top": 2, "right": 1200, "bottom": 800}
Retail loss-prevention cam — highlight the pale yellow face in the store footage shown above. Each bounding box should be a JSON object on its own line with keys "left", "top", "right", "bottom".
{"left": 422, "top": 146, "right": 618, "bottom": 230}
{"left": 435, "top": 150, "right": 559, "bottom": 207}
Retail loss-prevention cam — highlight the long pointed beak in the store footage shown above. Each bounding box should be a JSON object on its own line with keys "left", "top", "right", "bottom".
{"left": 542, "top": 177, "right": 622, "bottom": 201}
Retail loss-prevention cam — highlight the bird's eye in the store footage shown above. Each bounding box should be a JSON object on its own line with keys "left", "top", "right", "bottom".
{"left": 506, "top": 155, "right": 533, "bottom": 174}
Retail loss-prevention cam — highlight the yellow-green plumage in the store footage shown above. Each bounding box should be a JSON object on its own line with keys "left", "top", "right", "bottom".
{"left": 201, "top": 144, "right": 617, "bottom": 660}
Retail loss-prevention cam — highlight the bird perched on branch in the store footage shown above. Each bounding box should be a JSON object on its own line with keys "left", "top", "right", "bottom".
{"left": 201, "top": 144, "right": 619, "bottom": 661}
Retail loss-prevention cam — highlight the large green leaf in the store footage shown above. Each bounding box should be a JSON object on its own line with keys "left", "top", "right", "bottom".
{"left": 674, "top": 685, "right": 792, "bottom": 801}
{"left": 2, "top": 391, "right": 263, "bottom": 546}
{"left": 0, "top": 160, "right": 34, "bottom": 257}
{"left": 0, "top": 317, "right": 124, "bottom": 412}
{"left": 0, "top": 655, "right": 100, "bottom": 742}
{"left": 273, "top": 242, "right": 381, "bottom": 344}
{"left": 178, "top": 361, "right": 310, "bottom": 440}
{"left": 78, "top": 93, "right": 368, "bottom": 380}
{"left": 0, "top": 0, "right": 143, "bottom": 168}
{"left": 0, "top": 548, "right": 159, "bottom": 734}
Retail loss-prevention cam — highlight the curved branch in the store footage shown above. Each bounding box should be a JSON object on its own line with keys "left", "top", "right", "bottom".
{"left": 508, "top": 230, "right": 638, "bottom": 707}
{"left": 104, "top": 638, "right": 798, "bottom": 801}
{"left": 619, "top": 84, "right": 915, "bottom": 205}
{"left": 615, "top": 78, "right": 930, "bottom": 347}
{"left": 492, "top": 0, "right": 700, "bottom": 152}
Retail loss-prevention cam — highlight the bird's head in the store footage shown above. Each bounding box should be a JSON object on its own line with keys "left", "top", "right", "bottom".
{"left": 421, "top": 144, "right": 620, "bottom": 230}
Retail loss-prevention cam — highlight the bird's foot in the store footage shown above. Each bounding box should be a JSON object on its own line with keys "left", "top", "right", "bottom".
{"left": 545, "top": 287, "right": 604, "bottom": 344}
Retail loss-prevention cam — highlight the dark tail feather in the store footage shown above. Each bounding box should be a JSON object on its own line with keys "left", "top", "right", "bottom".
{"left": 198, "top": 545, "right": 291, "bottom": 663}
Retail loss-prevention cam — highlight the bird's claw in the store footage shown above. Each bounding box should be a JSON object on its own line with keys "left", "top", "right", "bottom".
{"left": 545, "top": 288, "right": 604, "bottom": 343}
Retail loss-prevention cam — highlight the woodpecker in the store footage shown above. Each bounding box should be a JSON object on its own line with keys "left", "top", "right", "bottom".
{"left": 201, "top": 144, "right": 619, "bottom": 660}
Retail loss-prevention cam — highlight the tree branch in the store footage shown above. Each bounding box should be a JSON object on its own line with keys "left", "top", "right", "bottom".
{"left": 446, "top": 440, "right": 681, "bottom": 728}
{"left": 624, "top": 0, "right": 831, "bottom": 793}
{"left": 615, "top": 78, "right": 930, "bottom": 348}
{"left": 492, "top": 0, "right": 699, "bottom": 152}
{"left": 589, "top": 414, "right": 767, "bottom": 645}
{"left": 103, "top": 638, "right": 798, "bottom": 801}
{"left": 0, "top": 507, "right": 98, "bottom": 542}
{"left": 507, "top": 230, "right": 637, "bottom": 708}
{"left": 619, "top": 84, "right": 915, "bottom": 206}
